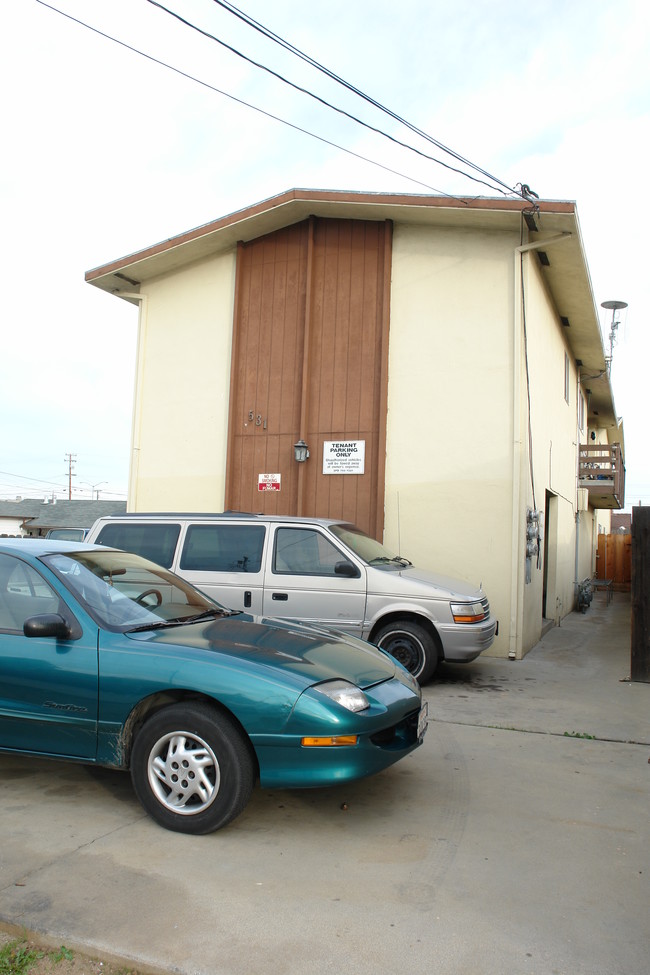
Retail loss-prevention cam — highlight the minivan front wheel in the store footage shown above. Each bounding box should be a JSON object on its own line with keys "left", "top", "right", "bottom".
{"left": 374, "top": 621, "right": 439, "bottom": 683}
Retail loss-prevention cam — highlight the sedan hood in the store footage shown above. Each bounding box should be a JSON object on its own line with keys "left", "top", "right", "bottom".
{"left": 132, "top": 614, "right": 397, "bottom": 690}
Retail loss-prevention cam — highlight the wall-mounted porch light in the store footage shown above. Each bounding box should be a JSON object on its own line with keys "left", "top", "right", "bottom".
{"left": 293, "top": 439, "right": 310, "bottom": 463}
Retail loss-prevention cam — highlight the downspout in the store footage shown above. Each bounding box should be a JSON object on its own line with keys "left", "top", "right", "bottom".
{"left": 509, "top": 233, "right": 572, "bottom": 659}
{"left": 574, "top": 364, "right": 581, "bottom": 599}
{"left": 116, "top": 292, "right": 148, "bottom": 513}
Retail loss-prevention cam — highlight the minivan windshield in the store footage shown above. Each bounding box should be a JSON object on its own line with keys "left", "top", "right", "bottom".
{"left": 329, "top": 524, "right": 411, "bottom": 566}
{"left": 43, "top": 549, "right": 227, "bottom": 632}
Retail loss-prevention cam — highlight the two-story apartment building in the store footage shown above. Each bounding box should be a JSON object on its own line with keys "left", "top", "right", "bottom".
{"left": 86, "top": 189, "right": 624, "bottom": 659}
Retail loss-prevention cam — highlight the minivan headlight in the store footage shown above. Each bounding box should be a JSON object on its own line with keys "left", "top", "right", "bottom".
{"left": 450, "top": 601, "right": 488, "bottom": 624}
{"left": 315, "top": 680, "right": 369, "bottom": 712}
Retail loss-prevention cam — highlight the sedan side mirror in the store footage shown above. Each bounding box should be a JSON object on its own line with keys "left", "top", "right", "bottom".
{"left": 23, "top": 614, "right": 75, "bottom": 640}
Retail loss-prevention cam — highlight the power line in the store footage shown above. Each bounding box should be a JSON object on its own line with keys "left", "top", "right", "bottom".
{"left": 34, "top": 0, "right": 452, "bottom": 196}
{"left": 207, "top": 0, "right": 520, "bottom": 198}
{"left": 0, "top": 469, "right": 67, "bottom": 489}
{"left": 0, "top": 470, "right": 126, "bottom": 500}
{"left": 147, "top": 0, "right": 516, "bottom": 198}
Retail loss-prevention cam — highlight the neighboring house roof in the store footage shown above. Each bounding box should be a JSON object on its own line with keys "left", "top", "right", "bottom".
{"left": 611, "top": 512, "right": 632, "bottom": 532}
{"left": 85, "top": 188, "right": 620, "bottom": 434}
{"left": 0, "top": 499, "right": 127, "bottom": 532}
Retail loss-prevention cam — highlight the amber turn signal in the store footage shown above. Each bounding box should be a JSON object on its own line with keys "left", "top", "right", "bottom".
{"left": 301, "top": 735, "right": 359, "bottom": 747}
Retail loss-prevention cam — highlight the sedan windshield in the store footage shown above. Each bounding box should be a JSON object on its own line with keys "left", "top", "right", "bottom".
{"left": 329, "top": 524, "right": 411, "bottom": 566}
{"left": 43, "top": 549, "right": 226, "bottom": 632}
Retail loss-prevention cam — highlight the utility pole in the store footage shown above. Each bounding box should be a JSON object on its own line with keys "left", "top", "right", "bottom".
{"left": 64, "top": 453, "right": 77, "bottom": 500}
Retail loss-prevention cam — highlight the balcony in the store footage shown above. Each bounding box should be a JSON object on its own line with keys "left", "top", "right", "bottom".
{"left": 578, "top": 443, "right": 625, "bottom": 509}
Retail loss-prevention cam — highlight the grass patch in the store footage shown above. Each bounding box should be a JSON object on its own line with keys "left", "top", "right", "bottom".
{"left": 0, "top": 940, "right": 44, "bottom": 975}
{"left": 563, "top": 730, "right": 596, "bottom": 739}
{"left": 0, "top": 936, "right": 143, "bottom": 975}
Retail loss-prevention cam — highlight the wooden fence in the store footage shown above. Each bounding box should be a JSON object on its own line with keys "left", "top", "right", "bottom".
{"left": 631, "top": 507, "right": 650, "bottom": 682}
{"left": 596, "top": 532, "right": 632, "bottom": 591}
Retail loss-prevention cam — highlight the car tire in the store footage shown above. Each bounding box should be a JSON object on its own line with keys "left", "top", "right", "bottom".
{"left": 130, "top": 702, "right": 255, "bottom": 834}
{"left": 374, "top": 620, "right": 439, "bottom": 683}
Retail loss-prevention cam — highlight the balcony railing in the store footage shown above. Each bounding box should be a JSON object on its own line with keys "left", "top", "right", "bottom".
{"left": 578, "top": 443, "right": 625, "bottom": 509}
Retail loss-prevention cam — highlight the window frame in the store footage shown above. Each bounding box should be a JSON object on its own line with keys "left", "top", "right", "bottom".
{"left": 272, "top": 526, "right": 357, "bottom": 578}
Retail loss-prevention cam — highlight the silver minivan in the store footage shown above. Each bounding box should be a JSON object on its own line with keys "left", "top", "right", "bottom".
{"left": 85, "top": 513, "right": 497, "bottom": 682}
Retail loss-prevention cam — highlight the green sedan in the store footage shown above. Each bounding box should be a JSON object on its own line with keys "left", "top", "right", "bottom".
{"left": 0, "top": 540, "right": 427, "bottom": 834}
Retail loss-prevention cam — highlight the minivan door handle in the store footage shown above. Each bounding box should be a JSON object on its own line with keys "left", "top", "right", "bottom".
{"left": 244, "top": 591, "right": 252, "bottom": 608}
{"left": 271, "top": 592, "right": 288, "bottom": 601}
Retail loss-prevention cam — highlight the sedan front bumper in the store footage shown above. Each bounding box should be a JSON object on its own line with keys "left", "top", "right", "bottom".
{"left": 251, "top": 676, "right": 426, "bottom": 789}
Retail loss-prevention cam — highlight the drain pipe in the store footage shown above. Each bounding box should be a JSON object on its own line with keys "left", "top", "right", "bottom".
{"left": 114, "top": 292, "right": 148, "bottom": 512}
{"left": 574, "top": 364, "right": 582, "bottom": 607}
{"left": 509, "top": 232, "right": 572, "bottom": 659}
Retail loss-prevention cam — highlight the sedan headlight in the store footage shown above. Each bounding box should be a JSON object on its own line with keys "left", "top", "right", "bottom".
{"left": 450, "top": 601, "right": 488, "bottom": 624}
{"left": 314, "top": 679, "right": 369, "bottom": 712}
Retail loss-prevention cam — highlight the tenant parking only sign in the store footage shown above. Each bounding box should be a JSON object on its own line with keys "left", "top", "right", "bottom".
{"left": 323, "top": 440, "right": 365, "bottom": 475}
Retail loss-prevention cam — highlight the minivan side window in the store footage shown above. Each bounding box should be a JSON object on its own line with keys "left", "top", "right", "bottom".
{"left": 273, "top": 528, "right": 347, "bottom": 576}
{"left": 95, "top": 524, "right": 181, "bottom": 569}
{"left": 180, "top": 525, "right": 266, "bottom": 573}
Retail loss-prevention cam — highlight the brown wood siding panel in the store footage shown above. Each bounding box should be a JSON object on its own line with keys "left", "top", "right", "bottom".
{"left": 374, "top": 223, "right": 392, "bottom": 538}
{"left": 303, "top": 218, "right": 387, "bottom": 535}
{"left": 227, "top": 223, "right": 308, "bottom": 514}
{"left": 227, "top": 216, "right": 390, "bottom": 537}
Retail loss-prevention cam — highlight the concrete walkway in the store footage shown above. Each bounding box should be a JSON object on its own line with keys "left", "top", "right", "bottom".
{"left": 1, "top": 592, "right": 648, "bottom": 975}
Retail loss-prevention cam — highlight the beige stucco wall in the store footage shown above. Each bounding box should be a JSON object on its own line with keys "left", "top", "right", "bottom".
{"left": 385, "top": 227, "right": 599, "bottom": 659}
{"left": 128, "top": 251, "right": 236, "bottom": 511}
{"left": 123, "top": 216, "right": 605, "bottom": 660}
{"left": 385, "top": 223, "right": 517, "bottom": 657}
{"left": 517, "top": 253, "right": 581, "bottom": 648}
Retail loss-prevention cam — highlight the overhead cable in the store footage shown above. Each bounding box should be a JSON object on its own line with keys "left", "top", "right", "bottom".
{"left": 207, "top": 0, "right": 520, "bottom": 198}
{"left": 148, "top": 0, "right": 513, "bottom": 197}
{"left": 34, "top": 0, "right": 452, "bottom": 196}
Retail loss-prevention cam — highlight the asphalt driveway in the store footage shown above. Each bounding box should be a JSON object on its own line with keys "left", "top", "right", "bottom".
{"left": 1, "top": 594, "right": 648, "bottom": 975}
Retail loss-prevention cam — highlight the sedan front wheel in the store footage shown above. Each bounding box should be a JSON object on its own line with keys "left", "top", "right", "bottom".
{"left": 130, "top": 702, "right": 255, "bottom": 834}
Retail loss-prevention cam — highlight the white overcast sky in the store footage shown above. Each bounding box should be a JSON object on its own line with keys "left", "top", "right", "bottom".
{"left": 1, "top": 0, "right": 648, "bottom": 508}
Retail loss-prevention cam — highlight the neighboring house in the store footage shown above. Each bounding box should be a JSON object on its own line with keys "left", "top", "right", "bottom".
{"left": 85, "top": 189, "right": 625, "bottom": 659}
{"left": 0, "top": 499, "right": 127, "bottom": 537}
{"left": 611, "top": 512, "right": 632, "bottom": 534}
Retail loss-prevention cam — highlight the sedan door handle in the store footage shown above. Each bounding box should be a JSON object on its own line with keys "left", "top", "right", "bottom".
{"left": 271, "top": 593, "right": 288, "bottom": 601}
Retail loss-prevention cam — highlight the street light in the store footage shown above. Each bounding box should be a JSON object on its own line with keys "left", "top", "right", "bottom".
{"left": 601, "top": 300, "right": 627, "bottom": 375}
{"left": 81, "top": 481, "right": 107, "bottom": 500}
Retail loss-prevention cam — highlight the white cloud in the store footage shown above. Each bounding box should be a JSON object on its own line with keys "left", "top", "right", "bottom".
{"left": 1, "top": 0, "right": 648, "bottom": 503}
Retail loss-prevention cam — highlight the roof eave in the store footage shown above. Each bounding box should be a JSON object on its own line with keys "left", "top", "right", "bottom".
{"left": 85, "top": 188, "right": 577, "bottom": 295}
{"left": 84, "top": 187, "right": 618, "bottom": 432}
